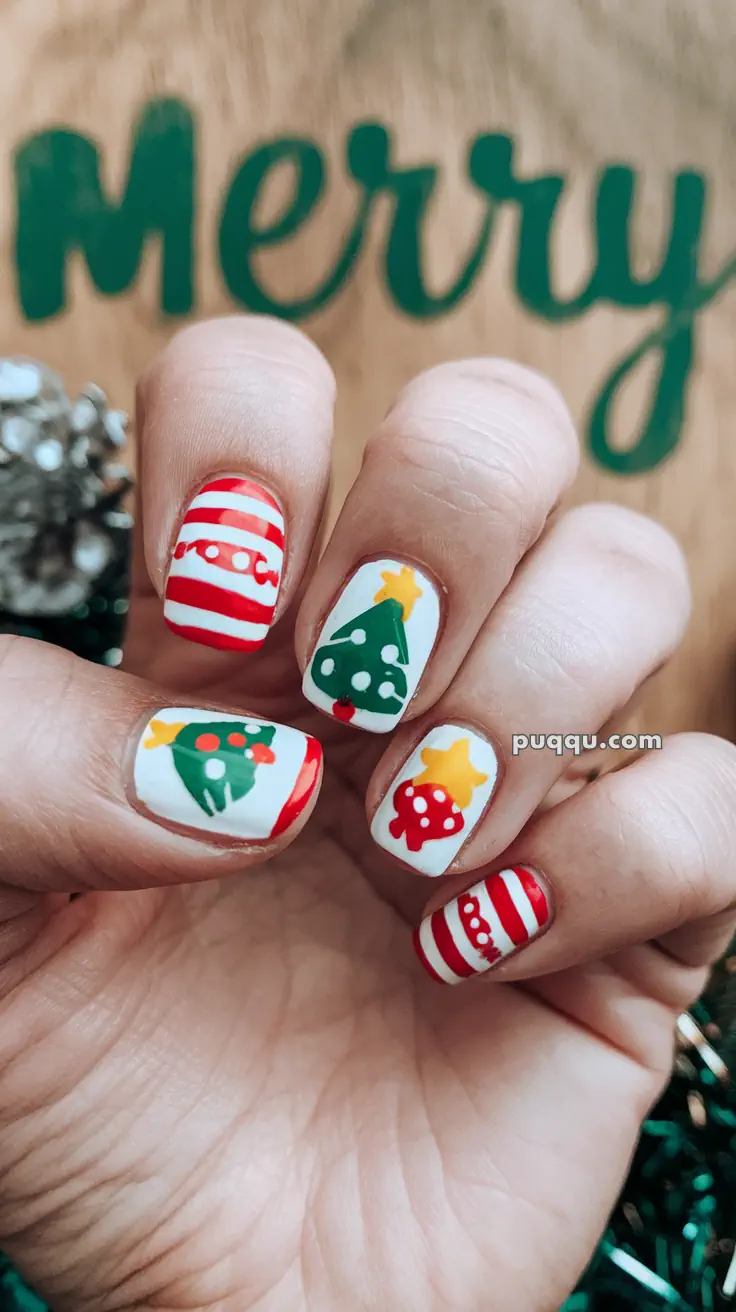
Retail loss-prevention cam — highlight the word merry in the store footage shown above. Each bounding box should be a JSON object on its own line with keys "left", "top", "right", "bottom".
{"left": 12, "top": 99, "right": 735, "bottom": 474}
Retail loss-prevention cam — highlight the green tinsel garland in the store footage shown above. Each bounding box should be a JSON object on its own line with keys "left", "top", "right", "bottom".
{"left": 0, "top": 551, "right": 734, "bottom": 1312}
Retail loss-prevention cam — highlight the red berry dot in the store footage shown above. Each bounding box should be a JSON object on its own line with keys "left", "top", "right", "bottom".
{"left": 227, "top": 732, "right": 247, "bottom": 746}
{"left": 195, "top": 732, "right": 220, "bottom": 752}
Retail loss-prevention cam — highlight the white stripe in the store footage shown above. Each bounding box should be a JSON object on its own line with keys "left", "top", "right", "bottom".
{"left": 167, "top": 552, "right": 279, "bottom": 606}
{"left": 189, "top": 491, "right": 284, "bottom": 530}
{"left": 175, "top": 521, "right": 284, "bottom": 567}
{"left": 472, "top": 880, "right": 517, "bottom": 959}
{"left": 500, "top": 868, "right": 540, "bottom": 935}
{"left": 418, "top": 918, "right": 462, "bottom": 985}
{"left": 443, "top": 896, "right": 489, "bottom": 971}
{"left": 163, "top": 600, "right": 269, "bottom": 641}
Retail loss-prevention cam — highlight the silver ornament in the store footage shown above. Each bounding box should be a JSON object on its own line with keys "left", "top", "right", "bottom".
{"left": 0, "top": 358, "right": 132, "bottom": 615}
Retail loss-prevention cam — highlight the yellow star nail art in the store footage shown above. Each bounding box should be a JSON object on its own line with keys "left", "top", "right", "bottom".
{"left": 373, "top": 564, "right": 423, "bottom": 621}
{"left": 413, "top": 736, "right": 488, "bottom": 809}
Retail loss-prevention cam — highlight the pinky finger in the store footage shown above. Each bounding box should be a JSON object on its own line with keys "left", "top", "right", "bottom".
{"left": 413, "top": 734, "right": 736, "bottom": 993}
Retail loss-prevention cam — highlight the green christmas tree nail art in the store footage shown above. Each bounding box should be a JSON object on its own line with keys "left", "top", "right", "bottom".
{"left": 143, "top": 717, "right": 276, "bottom": 816}
{"left": 311, "top": 565, "right": 422, "bottom": 722}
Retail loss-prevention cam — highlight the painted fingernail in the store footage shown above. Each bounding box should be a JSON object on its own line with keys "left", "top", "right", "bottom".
{"left": 164, "top": 476, "right": 285, "bottom": 651}
{"left": 302, "top": 558, "right": 440, "bottom": 732}
{"left": 413, "top": 866, "right": 550, "bottom": 984}
{"left": 371, "top": 724, "right": 498, "bottom": 876}
{"left": 133, "top": 708, "right": 321, "bottom": 842}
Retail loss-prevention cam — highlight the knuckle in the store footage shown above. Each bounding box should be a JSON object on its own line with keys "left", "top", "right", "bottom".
{"left": 613, "top": 734, "right": 736, "bottom": 922}
{"left": 505, "top": 592, "right": 621, "bottom": 699}
{"left": 375, "top": 360, "right": 579, "bottom": 553}
{"left": 381, "top": 424, "right": 533, "bottom": 525}
{"left": 138, "top": 315, "right": 335, "bottom": 417}
{"left": 562, "top": 503, "right": 691, "bottom": 612}
{"left": 404, "top": 357, "right": 575, "bottom": 435}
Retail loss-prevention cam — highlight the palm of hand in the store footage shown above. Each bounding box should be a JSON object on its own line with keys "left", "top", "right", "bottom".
{"left": 0, "top": 600, "right": 675, "bottom": 1312}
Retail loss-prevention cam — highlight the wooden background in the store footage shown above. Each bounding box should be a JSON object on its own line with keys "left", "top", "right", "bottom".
{"left": 0, "top": 0, "right": 734, "bottom": 740}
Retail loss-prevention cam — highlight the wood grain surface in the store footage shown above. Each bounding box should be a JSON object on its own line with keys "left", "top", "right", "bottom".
{"left": 0, "top": 0, "right": 734, "bottom": 739}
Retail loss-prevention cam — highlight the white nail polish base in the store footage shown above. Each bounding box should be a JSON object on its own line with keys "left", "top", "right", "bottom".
{"left": 133, "top": 707, "right": 318, "bottom": 841}
{"left": 302, "top": 559, "right": 440, "bottom": 733}
{"left": 371, "top": 724, "right": 498, "bottom": 875}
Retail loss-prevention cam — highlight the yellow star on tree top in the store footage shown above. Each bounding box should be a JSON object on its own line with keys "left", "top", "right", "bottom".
{"left": 373, "top": 565, "right": 423, "bottom": 621}
{"left": 143, "top": 718, "right": 186, "bottom": 749}
{"left": 413, "top": 737, "right": 488, "bottom": 809}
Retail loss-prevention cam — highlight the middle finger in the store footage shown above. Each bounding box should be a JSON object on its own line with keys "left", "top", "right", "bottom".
{"left": 297, "top": 358, "right": 579, "bottom": 732}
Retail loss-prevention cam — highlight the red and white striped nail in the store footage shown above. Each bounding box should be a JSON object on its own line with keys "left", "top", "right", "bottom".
{"left": 164, "top": 476, "right": 285, "bottom": 651}
{"left": 413, "top": 866, "right": 551, "bottom": 985}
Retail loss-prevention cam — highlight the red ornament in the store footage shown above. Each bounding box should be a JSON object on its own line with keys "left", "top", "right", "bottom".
{"left": 388, "top": 780, "right": 465, "bottom": 852}
{"left": 332, "top": 699, "right": 356, "bottom": 723}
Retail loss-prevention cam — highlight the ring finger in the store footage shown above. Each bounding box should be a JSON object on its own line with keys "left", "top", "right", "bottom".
{"left": 367, "top": 502, "right": 690, "bottom": 877}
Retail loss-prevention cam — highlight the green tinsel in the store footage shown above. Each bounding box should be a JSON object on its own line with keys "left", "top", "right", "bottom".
{"left": 0, "top": 536, "right": 735, "bottom": 1312}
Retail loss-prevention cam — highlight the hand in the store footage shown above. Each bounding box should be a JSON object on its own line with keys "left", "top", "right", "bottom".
{"left": 0, "top": 318, "right": 733, "bottom": 1312}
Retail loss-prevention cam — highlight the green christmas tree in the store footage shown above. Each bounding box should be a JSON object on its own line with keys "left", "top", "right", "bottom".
{"left": 311, "top": 565, "right": 422, "bottom": 720}
{"left": 144, "top": 718, "right": 276, "bottom": 815}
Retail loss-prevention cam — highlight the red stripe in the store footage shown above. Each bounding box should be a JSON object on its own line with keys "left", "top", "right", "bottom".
{"left": 431, "top": 909, "right": 476, "bottom": 979}
{"left": 201, "top": 477, "right": 281, "bottom": 511}
{"left": 165, "top": 576, "right": 275, "bottom": 624}
{"left": 164, "top": 619, "right": 265, "bottom": 652}
{"left": 183, "top": 507, "right": 285, "bottom": 550}
{"left": 486, "top": 871, "right": 528, "bottom": 946}
{"left": 512, "top": 866, "right": 550, "bottom": 928}
{"left": 412, "top": 927, "right": 446, "bottom": 984}
{"left": 272, "top": 737, "right": 322, "bottom": 836}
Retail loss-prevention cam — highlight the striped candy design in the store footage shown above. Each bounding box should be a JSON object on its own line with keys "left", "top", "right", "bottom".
{"left": 413, "top": 865, "right": 550, "bottom": 985}
{"left": 164, "top": 477, "right": 285, "bottom": 651}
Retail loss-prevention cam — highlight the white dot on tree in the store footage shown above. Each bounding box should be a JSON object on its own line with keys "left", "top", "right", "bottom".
{"left": 204, "top": 758, "right": 226, "bottom": 780}
{"left": 204, "top": 545, "right": 219, "bottom": 559}
{"left": 443, "top": 817, "right": 455, "bottom": 830}
{"left": 320, "top": 658, "right": 335, "bottom": 676}
{"left": 464, "top": 902, "right": 474, "bottom": 913}
{"left": 380, "top": 644, "right": 399, "bottom": 664}
{"left": 246, "top": 749, "right": 254, "bottom": 759}
{"left": 412, "top": 796, "right": 428, "bottom": 814}
{"left": 351, "top": 671, "right": 371, "bottom": 691}
{"left": 477, "top": 932, "right": 489, "bottom": 945}
{"left": 232, "top": 550, "right": 250, "bottom": 571}
{"left": 377, "top": 681, "right": 394, "bottom": 699}
{"left": 405, "top": 786, "right": 414, "bottom": 797}
{"left": 245, "top": 721, "right": 262, "bottom": 733}
{"left": 470, "top": 918, "right": 480, "bottom": 928}
{"left": 350, "top": 628, "right": 366, "bottom": 645}
{"left": 420, "top": 817, "right": 430, "bottom": 828}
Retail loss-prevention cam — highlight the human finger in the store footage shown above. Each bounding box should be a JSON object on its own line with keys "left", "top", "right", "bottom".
{"left": 367, "top": 504, "right": 689, "bottom": 877}
{"left": 131, "top": 315, "right": 334, "bottom": 659}
{"left": 0, "top": 636, "right": 322, "bottom": 893}
{"left": 412, "top": 734, "right": 736, "bottom": 991}
{"left": 297, "top": 358, "right": 579, "bottom": 731}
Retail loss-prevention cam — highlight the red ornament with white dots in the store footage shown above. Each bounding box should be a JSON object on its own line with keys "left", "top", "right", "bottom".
{"left": 388, "top": 780, "right": 464, "bottom": 851}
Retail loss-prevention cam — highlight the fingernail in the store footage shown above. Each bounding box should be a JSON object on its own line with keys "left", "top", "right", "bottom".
{"left": 413, "top": 866, "right": 550, "bottom": 984}
{"left": 302, "top": 558, "right": 440, "bottom": 732}
{"left": 164, "top": 476, "right": 285, "bottom": 651}
{"left": 133, "top": 708, "right": 321, "bottom": 842}
{"left": 371, "top": 724, "right": 499, "bottom": 876}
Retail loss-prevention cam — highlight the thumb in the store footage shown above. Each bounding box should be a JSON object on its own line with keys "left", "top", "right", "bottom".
{"left": 0, "top": 636, "right": 322, "bottom": 893}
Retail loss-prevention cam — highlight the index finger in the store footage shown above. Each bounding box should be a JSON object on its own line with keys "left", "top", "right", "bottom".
{"left": 132, "top": 315, "right": 335, "bottom": 654}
